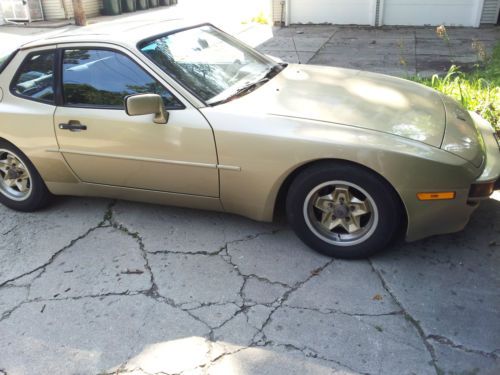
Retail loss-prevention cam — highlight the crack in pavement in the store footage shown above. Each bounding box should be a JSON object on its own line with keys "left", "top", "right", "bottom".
{"left": 108, "top": 212, "right": 227, "bottom": 332}
{"left": 282, "top": 304, "right": 404, "bottom": 318}
{"left": 158, "top": 230, "right": 332, "bottom": 372}
{"left": 100, "top": 367, "right": 175, "bottom": 375}
{"left": 261, "top": 341, "right": 368, "bottom": 375}
{"left": 427, "top": 334, "right": 499, "bottom": 360}
{"left": 0, "top": 201, "right": 116, "bottom": 290}
{"left": 368, "top": 259, "right": 439, "bottom": 374}
{"left": 29, "top": 290, "right": 144, "bottom": 303}
{"left": 105, "top": 204, "right": 268, "bottom": 372}
{"left": 110, "top": 220, "right": 160, "bottom": 299}
{"left": 146, "top": 229, "right": 284, "bottom": 257}
{"left": 247, "top": 258, "right": 335, "bottom": 348}
{"left": 0, "top": 224, "right": 109, "bottom": 290}
{"left": 0, "top": 202, "right": 117, "bottom": 323}
{"left": 306, "top": 28, "right": 339, "bottom": 65}
{"left": 241, "top": 256, "right": 421, "bottom": 375}
{"left": 0, "top": 291, "right": 148, "bottom": 323}
{"left": 204, "top": 345, "right": 249, "bottom": 372}
{"left": 1, "top": 226, "right": 16, "bottom": 236}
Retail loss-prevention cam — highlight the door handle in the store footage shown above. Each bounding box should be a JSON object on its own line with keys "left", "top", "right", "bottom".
{"left": 59, "top": 120, "right": 87, "bottom": 132}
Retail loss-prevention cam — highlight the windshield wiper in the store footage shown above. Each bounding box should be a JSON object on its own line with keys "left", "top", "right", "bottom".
{"left": 210, "top": 63, "right": 286, "bottom": 106}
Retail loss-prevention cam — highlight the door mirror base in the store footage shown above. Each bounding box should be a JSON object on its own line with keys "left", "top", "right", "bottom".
{"left": 125, "top": 94, "right": 169, "bottom": 124}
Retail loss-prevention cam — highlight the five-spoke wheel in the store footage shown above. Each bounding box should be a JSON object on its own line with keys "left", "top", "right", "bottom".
{"left": 286, "top": 162, "right": 402, "bottom": 258}
{"left": 0, "top": 142, "right": 50, "bottom": 212}
{"left": 0, "top": 149, "right": 33, "bottom": 201}
{"left": 304, "top": 181, "right": 379, "bottom": 247}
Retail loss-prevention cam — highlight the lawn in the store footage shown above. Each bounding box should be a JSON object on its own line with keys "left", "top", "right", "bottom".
{"left": 409, "top": 43, "right": 500, "bottom": 131}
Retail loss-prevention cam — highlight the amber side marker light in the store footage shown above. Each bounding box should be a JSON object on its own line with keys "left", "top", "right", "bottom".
{"left": 417, "top": 192, "right": 456, "bottom": 201}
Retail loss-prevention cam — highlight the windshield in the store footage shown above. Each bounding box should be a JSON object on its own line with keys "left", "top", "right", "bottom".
{"left": 139, "top": 25, "right": 277, "bottom": 104}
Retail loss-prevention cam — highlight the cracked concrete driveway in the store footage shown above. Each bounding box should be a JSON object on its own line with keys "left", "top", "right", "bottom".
{"left": 1, "top": 195, "right": 499, "bottom": 375}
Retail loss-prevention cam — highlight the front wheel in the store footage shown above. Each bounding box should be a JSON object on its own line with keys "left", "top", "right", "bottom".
{"left": 286, "top": 163, "right": 402, "bottom": 259}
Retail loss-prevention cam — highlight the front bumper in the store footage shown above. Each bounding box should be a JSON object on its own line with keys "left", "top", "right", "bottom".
{"left": 469, "top": 112, "right": 500, "bottom": 187}
{"left": 405, "top": 113, "right": 499, "bottom": 242}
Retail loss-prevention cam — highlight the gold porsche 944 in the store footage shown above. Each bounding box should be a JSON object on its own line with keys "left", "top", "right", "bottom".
{"left": 0, "top": 21, "right": 499, "bottom": 258}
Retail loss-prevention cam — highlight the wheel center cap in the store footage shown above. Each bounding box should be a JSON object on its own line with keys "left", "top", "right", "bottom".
{"left": 6, "top": 167, "right": 22, "bottom": 179}
{"left": 333, "top": 205, "right": 349, "bottom": 218}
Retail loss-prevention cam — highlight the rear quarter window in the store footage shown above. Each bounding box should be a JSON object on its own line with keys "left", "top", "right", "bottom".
{"left": 10, "top": 50, "right": 55, "bottom": 104}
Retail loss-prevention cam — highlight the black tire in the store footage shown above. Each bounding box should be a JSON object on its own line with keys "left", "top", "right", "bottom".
{"left": 0, "top": 141, "right": 51, "bottom": 212}
{"left": 286, "top": 162, "right": 402, "bottom": 259}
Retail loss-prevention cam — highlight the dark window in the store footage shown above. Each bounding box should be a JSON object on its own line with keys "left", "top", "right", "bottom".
{"left": 62, "top": 49, "right": 183, "bottom": 109}
{"left": 12, "top": 51, "right": 55, "bottom": 104}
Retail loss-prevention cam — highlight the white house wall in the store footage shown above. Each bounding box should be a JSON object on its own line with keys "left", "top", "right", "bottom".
{"left": 380, "top": 0, "right": 484, "bottom": 27}
{"left": 273, "top": 0, "right": 499, "bottom": 26}
{"left": 290, "top": 0, "right": 376, "bottom": 25}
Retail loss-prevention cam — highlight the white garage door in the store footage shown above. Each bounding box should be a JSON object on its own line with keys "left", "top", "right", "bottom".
{"left": 291, "top": 0, "right": 376, "bottom": 25}
{"left": 381, "top": 0, "right": 483, "bottom": 27}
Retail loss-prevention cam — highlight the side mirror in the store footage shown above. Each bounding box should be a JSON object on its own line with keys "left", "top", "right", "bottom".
{"left": 125, "top": 94, "right": 169, "bottom": 124}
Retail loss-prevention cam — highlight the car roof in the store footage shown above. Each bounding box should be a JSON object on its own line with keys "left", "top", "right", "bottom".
{"left": 19, "top": 18, "right": 202, "bottom": 50}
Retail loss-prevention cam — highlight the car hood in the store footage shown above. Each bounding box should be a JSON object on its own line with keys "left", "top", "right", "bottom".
{"left": 235, "top": 64, "right": 446, "bottom": 148}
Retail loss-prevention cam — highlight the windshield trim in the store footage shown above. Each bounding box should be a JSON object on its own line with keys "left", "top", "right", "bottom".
{"left": 0, "top": 49, "right": 19, "bottom": 74}
{"left": 136, "top": 23, "right": 277, "bottom": 107}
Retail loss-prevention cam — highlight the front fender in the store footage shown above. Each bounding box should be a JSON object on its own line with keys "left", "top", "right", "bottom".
{"left": 204, "top": 109, "right": 480, "bottom": 240}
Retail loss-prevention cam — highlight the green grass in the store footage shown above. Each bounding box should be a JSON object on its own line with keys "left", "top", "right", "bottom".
{"left": 409, "top": 44, "right": 500, "bottom": 130}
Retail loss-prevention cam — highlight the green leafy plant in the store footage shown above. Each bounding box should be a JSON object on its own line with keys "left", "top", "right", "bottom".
{"left": 409, "top": 44, "right": 500, "bottom": 130}
{"left": 251, "top": 11, "right": 269, "bottom": 25}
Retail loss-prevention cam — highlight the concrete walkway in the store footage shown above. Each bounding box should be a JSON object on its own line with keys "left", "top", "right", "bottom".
{"left": 256, "top": 25, "right": 500, "bottom": 77}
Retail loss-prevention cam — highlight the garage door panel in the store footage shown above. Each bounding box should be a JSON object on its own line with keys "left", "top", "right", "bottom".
{"left": 382, "top": 0, "right": 479, "bottom": 26}
{"left": 291, "top": 0, "right": 374, "bottom": 25}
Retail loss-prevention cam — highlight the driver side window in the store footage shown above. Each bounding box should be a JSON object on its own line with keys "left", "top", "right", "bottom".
{"left": 62, "top": 48, "right": 184, "bottom": 109}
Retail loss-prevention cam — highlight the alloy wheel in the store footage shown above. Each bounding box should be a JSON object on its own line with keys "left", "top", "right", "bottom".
{"left": 0, "top": 149, "right": 32, "bottom": 201}
{"left": 303, "top": 180, "right": 379, "bottom": 246}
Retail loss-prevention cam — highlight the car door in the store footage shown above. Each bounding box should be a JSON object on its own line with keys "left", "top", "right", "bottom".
{"left": 53, "top": 45, "right": 219, "bottom": 197}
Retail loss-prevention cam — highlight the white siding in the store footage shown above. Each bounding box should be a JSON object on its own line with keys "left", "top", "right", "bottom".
{"left": 481, "top": 0, "right": 500, "bottom": 23}
{"left": 0, "top": 4, "right": 4, "bottom": 25}
{"left": 290, "top": 0, "right": 375, "bottom": 25}
{"left": 381, "top": 0, "right": 482, "bottom": 27}
{"left": 42, "top": 0, "right": 100, "bottom": 21}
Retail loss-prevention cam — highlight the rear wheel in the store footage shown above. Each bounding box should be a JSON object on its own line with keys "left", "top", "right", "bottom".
{"left": 0, "top": 142, "right": 51, "bottom": 211}
{"left": 286, "top": 162, "right": 402, "bottom": 258}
